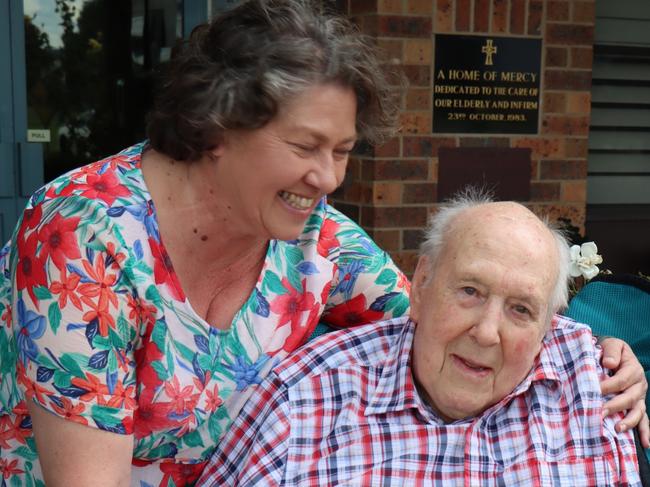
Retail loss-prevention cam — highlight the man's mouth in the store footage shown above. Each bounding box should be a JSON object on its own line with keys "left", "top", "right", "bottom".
{"left": 452, "top": 354, "right": 492, "bottom": 375}
{"left": 279, "top": 191, "right": 314, "bottom": 210}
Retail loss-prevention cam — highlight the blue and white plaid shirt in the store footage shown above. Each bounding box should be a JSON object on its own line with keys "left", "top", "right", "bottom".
{"left": 198, "top": 315, "right": 641, "bottom": 486}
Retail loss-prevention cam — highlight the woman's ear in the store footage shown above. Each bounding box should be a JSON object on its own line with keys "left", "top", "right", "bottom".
{"left": 409, "top": 255, "right": 430, "bottom": 323}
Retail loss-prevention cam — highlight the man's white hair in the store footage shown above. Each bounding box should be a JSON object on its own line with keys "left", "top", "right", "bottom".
{"left": 419, "top": 187, "right": 571, "bottom": 321}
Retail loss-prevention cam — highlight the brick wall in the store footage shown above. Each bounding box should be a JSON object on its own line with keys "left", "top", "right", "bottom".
{"left": 332, "top": 0, "right": 595, "bottom": 275}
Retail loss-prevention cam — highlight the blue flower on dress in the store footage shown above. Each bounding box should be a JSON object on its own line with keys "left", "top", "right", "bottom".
{"left": 16, "top": 298, "right": 46, "bottom": 366}
{"left": 228, "top": 355, "right": 270, "bottom": 391}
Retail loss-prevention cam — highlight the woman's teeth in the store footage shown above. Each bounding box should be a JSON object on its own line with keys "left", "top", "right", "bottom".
{"left": 279, "top": 191, "right": 314, "bottom": 210}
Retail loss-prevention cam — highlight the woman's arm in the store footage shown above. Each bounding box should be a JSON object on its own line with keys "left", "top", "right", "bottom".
{"left": 599, "top": 337, "right": 650, "bottom": 447}
{"left": 28, "top": 402, "right": 134, "bottom": 486}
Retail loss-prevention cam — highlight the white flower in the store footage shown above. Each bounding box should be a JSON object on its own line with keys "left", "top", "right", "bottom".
{"left": 569, "top": 241, "right": 603, "bottom": 280}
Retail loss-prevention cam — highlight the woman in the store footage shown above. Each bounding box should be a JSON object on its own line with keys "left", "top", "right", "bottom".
{"left": 0, "top": 1, "right": 646, "bottom": 486}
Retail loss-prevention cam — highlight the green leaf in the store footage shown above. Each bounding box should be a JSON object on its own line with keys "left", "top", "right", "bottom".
{"left": 183, "top": 429, "right": 204, "bottom": 448}
{"left": 13, "top": 445, "right": 38, "bottom": 461}
{"left": 285, "top": 246, "right": 304, "bottom": 267}
{"left": 175, "top": 342, "right": 196, "bottom": 363}
{"left": 91, "top": 404, "right": 123, "bottom": 426}
{"left": 59, "top": 353, "right": 86, "bottom": 378}
{"left": 148, "top": 442, "right": 177, "bottom": 459}
{"left": 262, "top": 270, "right": 286, "bottom": 295}
{"left": 386, "top": 294, "right": 409, "bottom": 317}
{"left": 376, "top": 268, "right": 397, "bottom": 288}
{"left": 33, "top": 286, "right": 52, "bottom": 300}
{"left": 53, "top": 370, "right": 71, "bottom": 388}
{"left": 145, "top": 285, "right": 162, "bottom": 307}
{"left": 207, "top": 411, "right": 223, "bottom": 441}
{"left": 151, "top": 361, "right": 169, "bottom": 381}
{"left": 116, "top": 312, "right": 131, "bottom": 343}
{"left": 48, "top": 302, "right": 62, "bottom": 334}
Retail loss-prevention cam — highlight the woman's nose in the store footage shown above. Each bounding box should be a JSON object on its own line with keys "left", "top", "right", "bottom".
{"left": 305, "top": 154, "right": 344, "bottom": 194}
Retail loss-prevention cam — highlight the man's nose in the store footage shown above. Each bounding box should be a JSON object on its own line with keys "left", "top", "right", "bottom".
{"left": 468, "top": 301, "right": 501, "bottom": 347}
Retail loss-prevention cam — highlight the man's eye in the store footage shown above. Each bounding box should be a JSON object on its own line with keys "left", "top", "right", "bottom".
{"left": 462, "top": 287, "right": 477, "bottom": 296}
{"left": 513, "top": 305, "right": 531, "bottom": 316}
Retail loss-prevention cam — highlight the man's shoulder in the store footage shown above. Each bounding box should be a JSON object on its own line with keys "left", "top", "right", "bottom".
{"left": 536, "top": 314, "right": 602, "bottom": 386}
{"left": 274, "top": 317, "right": 409, "bottom": 386}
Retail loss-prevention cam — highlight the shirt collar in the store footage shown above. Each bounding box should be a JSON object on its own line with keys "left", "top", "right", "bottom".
{"left": 365, "top": 320, "right": 434, "bottom": 419}
{"left": 365, "top": 319, "right": 563, "bottom": 419}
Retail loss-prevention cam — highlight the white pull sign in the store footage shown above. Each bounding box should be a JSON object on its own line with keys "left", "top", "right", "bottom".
{"left": 27, "top": 129, "right": 51, "bottom": 142}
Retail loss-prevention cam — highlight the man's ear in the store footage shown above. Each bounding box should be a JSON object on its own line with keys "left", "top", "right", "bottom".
{"left": 410, "top": 255, "right": 430, "bottom": 323}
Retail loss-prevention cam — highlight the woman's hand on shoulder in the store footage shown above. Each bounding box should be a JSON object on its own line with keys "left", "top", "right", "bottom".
{"left": 27, "top": 401, "right": 134, "bottom": 486}
{"left": 598, "top": 337, "right": 650, "bottom": 447}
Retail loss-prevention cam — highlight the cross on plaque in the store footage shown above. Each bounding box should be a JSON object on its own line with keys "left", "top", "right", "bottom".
{"left": 482, "top": 39, "right": 497, "bottom": 66}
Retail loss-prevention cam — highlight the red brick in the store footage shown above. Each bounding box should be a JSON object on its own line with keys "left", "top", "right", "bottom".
{"left": 346, "top": 157, "right": 362, "bottom": 180}
{"left": 402, "top": 65, "right": 432, "bottom": 87}
{"left": 546, "top": 24, "right": 594, "bottom": 45}
{"left": 543, "top": 92, "right": 567, "bottom": 114}
{"left": 541, "top": 114, "right": 590, "bottom": 136}
{"left": 378, "top": 0, "right": 402, "bottom": 14}
{"left": 546, "top": 47, "right": 568, "bottom": 67}
{"left": 403, "top": 182, "right": 438, "bottom": 203}
{"left": 362, "top": 159, "right": 430, "bottom": 180}
{"left": 350, "top": 0, "right": 378, "bottom": 15}
{"left": 377, "top": 39, "right": 403, "bottom": 62}
{"left": 403, "top": 229, "right": 424, "bottom": 250}
{"left": 403, "top": 136, "right": 456, "bottom": 157}
{"left": 406, "top": 88, "right": 431, "bottom": 110}
{"left": 547, "top": 2, "right": 570, "bottom": 21}
{"left": 436, "top": 0, "right": 453, "bottom": 33}
{"left": 458, "top": 137, "right": 510, "bottom": 148}
{"left": 544, "top": 70, "right": 592, "bottom": 91}
{"left": 373, "top": 137, "right": 401, "bottom": 157}
{"left": 510, "top": 0, "right": 526, "bottom": 34}
{"left": 529, "top": 204, "right": 586, "bottom": 232}
{"left": 566, "top": 92, "right": 591, "bottom": 114}
{"left": 377, "top": 15, "right": 433, "bottom": 37}
{"left": 566, "top": 138, "right": 589, "bottom": 158}
{"left": 399, "top": 111, "right": 431, "bottom": 134}
{"left": 528, "top": 0, "right": 543, "bottom": 35}
{"left": 407, "top": 0, "right": 434, "bottom": 15}
{"left": 403, "top": 39, "right": 433, "bottom": 65}
{"left": 361, "top": 206, "right": 429, "bottom": 227}
{"left": 561, "top": 180, "right": 587, "bottom": 202}
{"left": 492, "top": 0, "right": 508, "bottom": 33}
{"left": 369, "top": 229, "right": 401, "bottom": 251}
{"left": 474, "top": 0, "right": 490, "bottom": 32}
{"left": 540, "top": 160, "right": 587, "bottom": 179}
{"left": 512, "top": 137, "right": 566, "bottom": 159}
{"left": 392, "top": 250, "right": 420, "bottom": 276}
{"left": 531, "top": 181, "right": 561, "bottom": 201}
{"left": 456, "top": 0, "right": 471, "bottom": 31}
{"left": 373, "top": 182, "right": 403, "bottom": 204}
{"left": 531, "top": 159, "right": 540, "bottom": 180}
{"left": 571, "top": 47, "right": 593, "bottom": 69}
{"left": 573, "top": 1, "right": 595, "bottom": 23}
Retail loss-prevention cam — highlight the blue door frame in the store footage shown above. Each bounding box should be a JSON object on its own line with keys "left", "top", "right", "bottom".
{"left": 0, "top": 0, "right": 209, "bottom": 244}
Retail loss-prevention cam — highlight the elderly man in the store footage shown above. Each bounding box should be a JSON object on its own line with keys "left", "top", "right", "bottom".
{"left": 198, "top": 194, "right": 642, "bottom": 486}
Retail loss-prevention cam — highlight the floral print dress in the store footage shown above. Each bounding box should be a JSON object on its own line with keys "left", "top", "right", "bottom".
{"left": 0, "top": 143, "right": 409, "bottom": 486}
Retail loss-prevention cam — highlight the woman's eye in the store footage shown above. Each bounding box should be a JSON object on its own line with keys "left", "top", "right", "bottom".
{"left": 293, "top": 143, "right": 316, "bottom": 152}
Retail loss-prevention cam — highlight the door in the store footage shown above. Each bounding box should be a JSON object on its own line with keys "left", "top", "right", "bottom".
{"left": 0, "top": 0, "right": 209, "bottom": 244}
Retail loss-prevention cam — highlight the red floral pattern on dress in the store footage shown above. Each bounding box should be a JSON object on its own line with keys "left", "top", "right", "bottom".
{"left": 0, "top": 143, "right": 409, "bottom": 486}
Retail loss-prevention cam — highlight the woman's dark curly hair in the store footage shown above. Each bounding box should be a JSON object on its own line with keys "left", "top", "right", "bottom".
{"left": 147, "top": 0, "right": 401, "bottom": 161}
